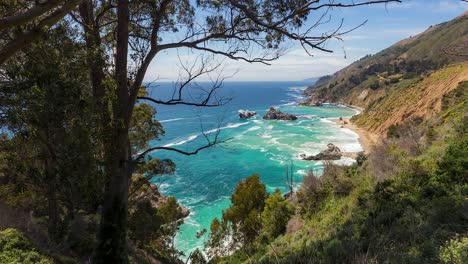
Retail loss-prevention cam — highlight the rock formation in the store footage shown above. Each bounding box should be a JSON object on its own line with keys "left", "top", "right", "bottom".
{"left": 300, "top": 143, "right": 342, "bottom": 160}
{"left": 238, "top": 109, "right": 256, "bottom": 119}
{"left": 131, "top": 175, "right": 190, "bottom": 220}
{"left": 263, "top": 107, "right": 297, "bottom": 120}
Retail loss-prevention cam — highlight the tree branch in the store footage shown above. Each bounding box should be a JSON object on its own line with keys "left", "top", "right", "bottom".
{"left": 134, "top": 137, "right": 232, "bottom": 162}
{"left": 0, "top": 0, "right": 81, "bottom": 65}
{"left": 0, "top": 0, "right": 62, "bottom": 31}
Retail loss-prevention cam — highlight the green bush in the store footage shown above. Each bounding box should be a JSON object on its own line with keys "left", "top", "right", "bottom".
{"left": 0, "top": 228, "right": 52, "bottom": 264}
{"left": 261, "top": 189, "right": 294, "bottom": 239}
{"left": 439, "top": 236, "right": 468, "bottom": 264}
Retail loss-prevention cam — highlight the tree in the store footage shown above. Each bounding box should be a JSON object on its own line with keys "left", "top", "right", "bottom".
{"left": 261, "top": 189, "right": 294, "bottom": 240}
{"left": 0, "top": 24, "right": 101, "bottom": 240}
{"left": 206, "top": 174, "right": 268, "bottom": 259}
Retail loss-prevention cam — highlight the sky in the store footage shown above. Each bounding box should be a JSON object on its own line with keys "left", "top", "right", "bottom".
{"left": 144, "top": 0, "right": 468, "bottom": 82}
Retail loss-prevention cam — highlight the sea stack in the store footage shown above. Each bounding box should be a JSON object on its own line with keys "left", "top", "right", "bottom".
{"left": 238, "top": 109, "right": 256, "bottom": 119}
{"left": 263, "top": 107, "right": 297, "bottom": 120}
{"left": 300, "top": 143, "right": 342, "bottom": 160}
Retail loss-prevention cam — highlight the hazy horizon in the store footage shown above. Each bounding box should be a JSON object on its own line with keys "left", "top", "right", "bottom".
{"left": 143, "top": 1, "right": 467, "bottom": 82}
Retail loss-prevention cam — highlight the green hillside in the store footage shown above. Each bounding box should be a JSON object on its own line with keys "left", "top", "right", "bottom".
{"left": 302, "top": 12, "right": 468, "bottom": 134}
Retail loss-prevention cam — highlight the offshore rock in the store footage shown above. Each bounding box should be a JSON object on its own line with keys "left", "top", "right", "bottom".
{"left": 238, "top": 109, "right": 256, "bottom": 119}
{"left": 263, "top": 107, "right": 297, "bottom": 120}
{"left": 301, "top": 143, "right": 342, "bottom": 160}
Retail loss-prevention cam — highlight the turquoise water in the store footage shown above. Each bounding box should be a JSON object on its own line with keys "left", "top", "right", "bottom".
{"left": 147, "top": 82, "right": 361, "bottom": 257}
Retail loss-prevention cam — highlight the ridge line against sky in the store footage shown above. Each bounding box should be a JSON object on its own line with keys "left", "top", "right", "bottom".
{"left": 144, "top": 0, "right": 468, "bottom": 82}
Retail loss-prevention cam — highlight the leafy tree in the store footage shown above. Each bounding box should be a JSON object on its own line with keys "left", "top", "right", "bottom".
{"left": 128, "top": 200, "right": 163, "bottom": 245}
{"left": 0, "top": 24, "right": 101, "bottom": 240}
{"left": 206, "top": 174, "right": 268, "bottom": 259}
{"left": 223, "top": 174, "right": 268, "bottom": 245}
{"left": 261, "top": 189, "right": 294, "bottom": 239}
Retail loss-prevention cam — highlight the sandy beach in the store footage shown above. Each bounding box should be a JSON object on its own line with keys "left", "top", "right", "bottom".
{"left": 332, "top": 117, "right": 379, "bottom": 154}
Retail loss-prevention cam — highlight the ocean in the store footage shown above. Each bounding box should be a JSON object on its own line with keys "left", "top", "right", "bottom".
{"left": 146, "top": 81, "right": 361, "bottom": 257}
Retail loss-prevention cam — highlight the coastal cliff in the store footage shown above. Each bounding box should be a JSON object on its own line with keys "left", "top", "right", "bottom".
{"left": 302, "top": 12, "right": 468, "bottom": 135}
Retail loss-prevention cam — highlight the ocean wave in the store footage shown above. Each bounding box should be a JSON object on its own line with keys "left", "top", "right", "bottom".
{"left": 257, "top": 133, "right": 272, "bottom": 139}
{"left": 163, "top": 122, "right": 249, "bottom": 148}
{"left": 243, "top": 126, "right": 261, "bottom": 133}
{"left": 300, "top": 114, "right": 317, "bottom": 119}
{"left": 205, "top": 122, "right": 249, "bottom": 134}
{"left": 287, "top": 86, "right": 307, "bottom": 92}
{"left": 159, "top": 117, "right": 189, "bottom": 123}
{"left": 276, "top": 101, "right": 296, "bottom": 107}
{"left": 163, "top": 134, "right": 199, "bottom": 147}
{"left": 296, "top": 169, "right": 307, "bottom": 176}
{"left": 319, "top": 118, "right": 335, "bottom": 124}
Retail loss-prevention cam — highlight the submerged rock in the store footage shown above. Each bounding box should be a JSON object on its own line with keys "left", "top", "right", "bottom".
{"left": 301, "top": 143, "right": 342, "bottom": 160}
{"left": 263, "top": 107, "right": 297, "bottom": 120}
{"left": 238, "top": 109, "right": 256, "bottom": 119}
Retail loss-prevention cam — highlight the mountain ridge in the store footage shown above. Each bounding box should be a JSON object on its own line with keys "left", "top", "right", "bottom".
{"left": 301, "top": 11, "right": 468, "bottom": 135}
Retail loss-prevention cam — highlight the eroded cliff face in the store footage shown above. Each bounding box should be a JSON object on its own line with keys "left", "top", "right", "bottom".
{"left": 302, "top": 12, "right": 468, "bottom": 136}
{"left": 353, "top": 64, "right": 468, "bottom": 135}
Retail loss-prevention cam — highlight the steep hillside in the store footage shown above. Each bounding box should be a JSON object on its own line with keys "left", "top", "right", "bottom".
{"left": 302, "top": 12, "right": 468, "bottom": 135}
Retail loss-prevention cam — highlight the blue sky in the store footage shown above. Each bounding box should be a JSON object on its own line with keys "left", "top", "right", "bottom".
{"left": 144, "top": 0, "right": 468, "bottom": 82}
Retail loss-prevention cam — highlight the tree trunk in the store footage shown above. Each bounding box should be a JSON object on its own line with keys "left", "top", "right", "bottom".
{"left": 93, "top": 0, "right": 131, "bottom": 262}
{"left": 44, "top": 157, "right": 60, "bottom": 241}
{"left": 93, "top": 131, "right": 132, "bottom": 263}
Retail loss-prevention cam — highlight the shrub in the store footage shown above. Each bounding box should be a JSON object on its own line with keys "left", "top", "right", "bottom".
{"left": 0, "top": 228, "right": 52, "bottom": 264}
{"left": 439, "top": 236, "right": 468, "bottom": 264}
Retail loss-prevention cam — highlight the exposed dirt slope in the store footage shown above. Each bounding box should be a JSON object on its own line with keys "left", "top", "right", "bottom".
{"left": 353, "top": 63, "right": 468, "bottom": 135}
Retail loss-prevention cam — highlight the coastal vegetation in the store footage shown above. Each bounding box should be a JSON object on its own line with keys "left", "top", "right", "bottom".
{"left": 195, "top": 12, "right": 468, "bottom": 264}
{"left": 1, "top": 2, "right": 467, "bottom": 264}
{"left": 0, "top": 0, "right": 405, "bottom": 263}
{"left": 201, "top": 73, "right": 467, "bottom": 263}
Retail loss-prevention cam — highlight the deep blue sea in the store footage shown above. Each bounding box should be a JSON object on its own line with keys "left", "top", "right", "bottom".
{"left": 146, "top": 81, "right": 361, "bottom": 257}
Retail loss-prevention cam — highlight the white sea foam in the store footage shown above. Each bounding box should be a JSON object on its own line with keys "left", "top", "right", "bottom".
{"left": 163, "top": 122, "right": 249, "bottom": 148}
{"left": 243, "top": 126, "right": 261, "bottom": 133}
{"left": 163, "top": 134, "right": 199, "bottom": 147}
{"left": 159, "top": 117, "right": 188, "bottom": 123}
{"left": 277, "top": 101, "right": 296, "bottom": 107}
{"left": 205, "top": 122, "right": 249, "bottom": 134}
{"left": 257, "top": 133, "right": 272, "bottom": 139}
{"left": 319, "top": 118, "right": 335, "bottom": 124}
{"left": 301, "top": 114, "right": 317, "bottom": 119}
{"left": 333, "top": 157, "right": 356, "bottom": 166}
{"left": 296, "top": 169, "right": 307, "bottom": 176}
